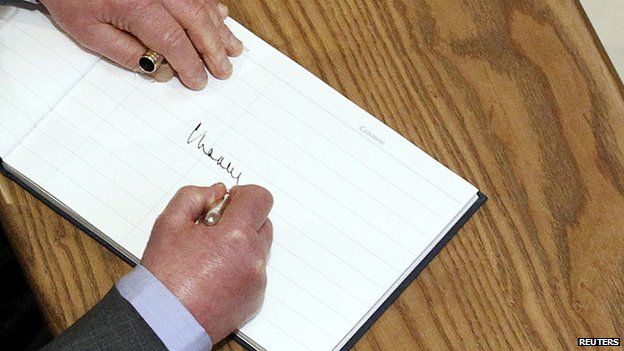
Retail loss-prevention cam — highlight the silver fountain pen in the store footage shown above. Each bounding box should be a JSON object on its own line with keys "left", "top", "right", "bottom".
{"left": 204, "top": 192, "right": 231, "bottom": 226}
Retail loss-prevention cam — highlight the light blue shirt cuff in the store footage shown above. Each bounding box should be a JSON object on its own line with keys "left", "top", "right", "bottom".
{"left": 116, "top": 265, "right": 212, "bottom": 351}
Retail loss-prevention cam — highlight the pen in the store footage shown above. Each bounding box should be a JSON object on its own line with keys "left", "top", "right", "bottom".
{"left": 204, "top": 192, "right": 231, "bottom": 226}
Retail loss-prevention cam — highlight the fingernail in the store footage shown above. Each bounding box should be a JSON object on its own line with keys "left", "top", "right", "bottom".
{"left": 230, "top": 34, "right": 243, "bottom": 50}
{"left": 192, "top": 75, "right": 208, "bottom": 90}
{"left": 221, "top": 58, "right": 233, "bottom": 76}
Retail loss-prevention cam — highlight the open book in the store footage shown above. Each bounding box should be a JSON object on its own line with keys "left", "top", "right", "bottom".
{"left": 0, "top": 5, "right": 485, "bottom": 351}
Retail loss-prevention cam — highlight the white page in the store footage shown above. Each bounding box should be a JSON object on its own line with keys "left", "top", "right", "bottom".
{"left": 2, "top": 7, "right": 479, "bottom": 351}
{"left": 580, "top": 0, "right": 624, "bottom": 80}
{"left": 0, "top": 6, "right": 98, "bottom": 156}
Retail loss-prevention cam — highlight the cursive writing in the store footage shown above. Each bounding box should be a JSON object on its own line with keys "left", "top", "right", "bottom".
{"left": 187, "top": 123, "right": 242, "bottom": 185}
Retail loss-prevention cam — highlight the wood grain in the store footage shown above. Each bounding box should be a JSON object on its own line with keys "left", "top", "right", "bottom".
{"left": 1, "top": 0, "right": 623, "bottom": 349}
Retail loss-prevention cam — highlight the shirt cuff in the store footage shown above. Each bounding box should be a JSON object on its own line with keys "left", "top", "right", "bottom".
{"left": 116, "top": 265, "right": 212, "bottom": 351}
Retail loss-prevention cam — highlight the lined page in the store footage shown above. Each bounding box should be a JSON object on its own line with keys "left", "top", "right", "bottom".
{"left": 0, "top": 6, "right": 98, "bottom": 156}
{"left": 3, "top": 9, "right": 478, "bottom": 351}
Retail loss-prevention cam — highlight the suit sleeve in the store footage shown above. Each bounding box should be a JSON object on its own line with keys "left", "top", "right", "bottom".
{"left": 40, "top": 288, "right": 168, "bottom": 351}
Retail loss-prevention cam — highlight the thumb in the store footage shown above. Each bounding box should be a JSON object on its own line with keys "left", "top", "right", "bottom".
{"left": 162, "top": 183, "right": 228, "bottom": 223}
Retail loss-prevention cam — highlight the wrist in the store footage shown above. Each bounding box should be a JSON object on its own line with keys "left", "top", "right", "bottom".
{"left": 141, "top": 258, "right": 230, "bottom": 343}
{"left": 117, "top": 265, "right": 213, "bottom": 351}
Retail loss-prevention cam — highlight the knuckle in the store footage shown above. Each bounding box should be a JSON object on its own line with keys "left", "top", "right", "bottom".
{"left": 247, "top": 185, "right": 274, "bottom": 207}
{"left": 177, "top": 185, "right": 197, "bottom": 197}
{"left": 225, "top": 225, "right": 254, "bottom": 246}
{"left": 125, "top": 0, "right": 156, "bottom": 21}
{"left": 243, "top": 258, "right": 266, "bottom": 285}
{"left": 186, "top": 0, "right": 210, "bottom": 22}
{"left": 226, "top": 228, "right": 245, "bottom": 243}
{"left": 160, "top": 25, "right": 187, "bottom": 50}
{"left": 233, "top": 223, "right": 257, "bottom": 237}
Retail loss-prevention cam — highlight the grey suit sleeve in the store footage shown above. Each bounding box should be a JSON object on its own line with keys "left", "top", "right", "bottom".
{"left": 41, "top": 288, "right": 168, "bottom": 351}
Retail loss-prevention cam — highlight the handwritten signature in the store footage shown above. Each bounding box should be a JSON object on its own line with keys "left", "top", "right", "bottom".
{"left": 187, "top": 123, "right": 242, "bottom": 185}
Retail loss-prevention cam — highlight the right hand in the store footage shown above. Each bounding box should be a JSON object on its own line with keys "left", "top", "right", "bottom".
{"left": 141, "top": 183, "right": 274, "bottom": 342}
{"left": 39, "top": 0, "right": 244, "bottom": 90}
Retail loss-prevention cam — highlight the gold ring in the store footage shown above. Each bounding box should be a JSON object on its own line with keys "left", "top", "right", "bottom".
{"left": 138, "top": 49, "right": 163, "bottom": 74}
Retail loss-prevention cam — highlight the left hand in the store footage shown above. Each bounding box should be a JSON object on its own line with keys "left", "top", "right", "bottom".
{"left": 39, "top": 0, "right": 243, "bottom": 90}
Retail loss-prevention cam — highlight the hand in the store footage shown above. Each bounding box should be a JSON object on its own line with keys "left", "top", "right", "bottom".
{"left": 141, "top": 184, "right": 274, "bottom": 343}
{"left": 39, "top": 0, "right": 244, "bottom": 90}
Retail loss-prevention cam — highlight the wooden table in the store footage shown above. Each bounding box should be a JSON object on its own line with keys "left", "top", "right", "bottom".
{"left": 1, "top": 0, "right": 623, "bottom": 349}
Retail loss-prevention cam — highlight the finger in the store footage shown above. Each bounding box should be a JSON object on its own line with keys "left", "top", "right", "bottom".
{"left": 217, "top": 3, "right": 228, "bottom": 19}
{"left": 213, "top": 3, "right": 244, "bottom": 56}
{"left": 82, "top": 23, "right": 146, "bottom": 71}
{"left": 151, "top": 61, "right": 175, "bottom": 82}
{"left": 187, "top": 0, "right": 242, "bottom": 57}
{"left": 161, "top": 183, "right": 227, "bottom": 222}
{"left": 127, "top": 2, "right": 208, "bottom": 90}
{"left": 221, "top": 185, "right": 273, "bottom": 231}
{"left": 218, "top": 22, "right": 244, "bottom": 57}
{"left": 257, "top": 219, "right": 273, "bottom": 256}
{"left": 161, "top": 0, "right": 232, "bottom": 79}
{"left": 200, "top": 1, "right": 227, "bottom": 19}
